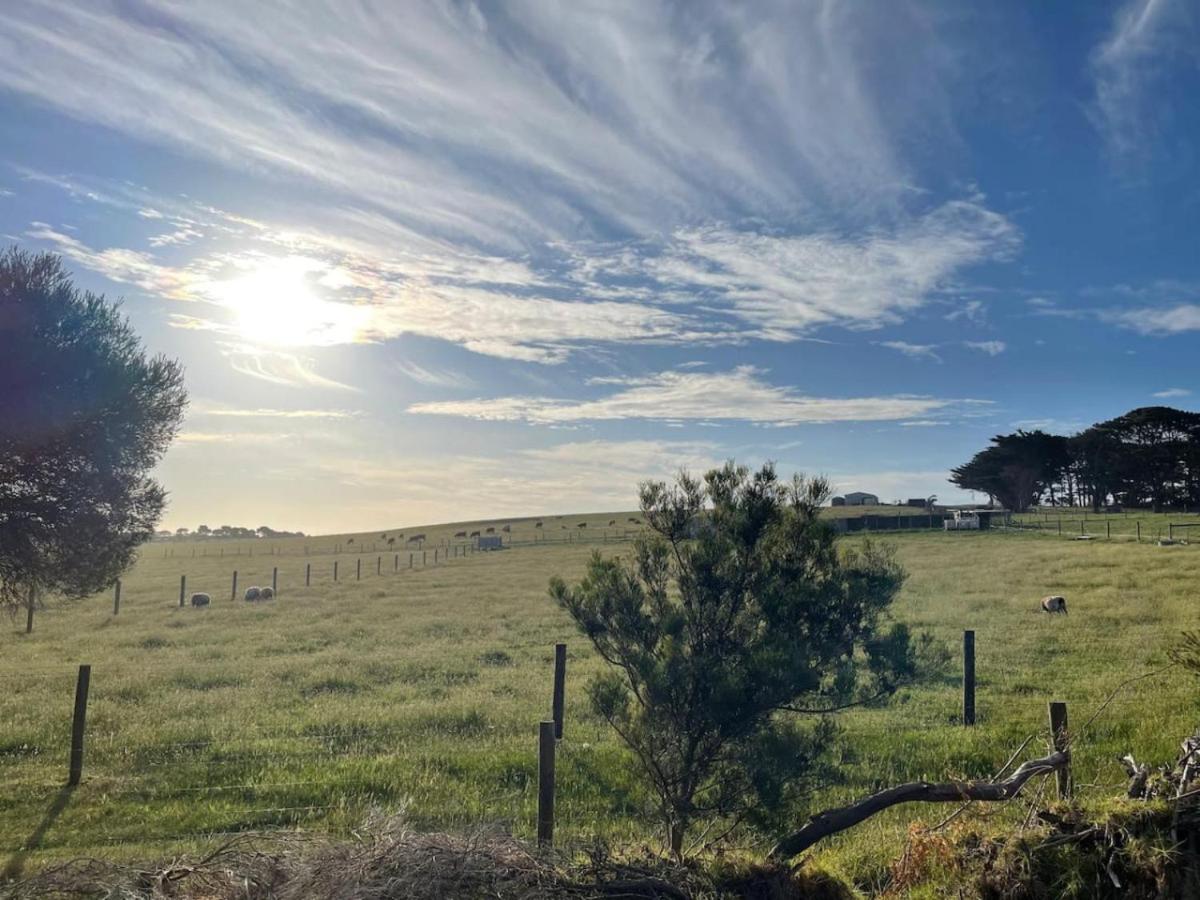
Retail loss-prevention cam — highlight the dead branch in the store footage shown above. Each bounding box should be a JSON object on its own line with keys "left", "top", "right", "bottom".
{"left": 769, "top": 750, "right": 1068, "bottom": 861}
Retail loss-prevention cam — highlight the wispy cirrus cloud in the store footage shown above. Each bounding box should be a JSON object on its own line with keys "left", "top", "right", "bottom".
{"left": 1089, "top": 0, "right": 1198, "bottom": 161}
{"left": 1152, "top": 387, "right": 1191, "bottom": 398}
{"left": 879, "top": 341, "right": 942, "bottom": 362}
{"left": 409, "top": 365, "right": 982, "bottom": 427}
{"left": 964, "top": 340, "right": 1006, "bottom": 356}
{"left": 1104, "top": 304, "right": 1200, "bottom": 335}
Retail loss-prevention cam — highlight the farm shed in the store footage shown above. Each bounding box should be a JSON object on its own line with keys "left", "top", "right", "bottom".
{"left": 843, "top": 492, "right": 880, "bottom": 506}
{"left": 831, "top": 496, "right": 846, "bottom": 507}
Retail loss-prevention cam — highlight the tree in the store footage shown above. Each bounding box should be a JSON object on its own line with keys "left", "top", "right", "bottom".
{"left": 949, "top": 430, "right": 1068, "bottom": 512}
{"left": 549, "top": 462, "right": 937, "bottom": 856}
{"left": 0, "top": 248, "right": 186, "bottom": 630}
{"left": 197, "top": 524, "right": 211, "bottom": 535}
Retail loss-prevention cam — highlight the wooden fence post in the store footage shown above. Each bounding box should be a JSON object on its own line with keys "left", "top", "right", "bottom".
{"left": 423, "top": 551, "right": 427, "bottom": 566}
{"left": 26, "top": 583, "right": 36, "bottom": 633}
{"left": 963, "top": 630, "right": 976, "bottom": 726}
{"left": 538, "top": 720, "right": 556, "bottom": 846}
{"left": 356, "top": 558, "right": 361, "bottom": 580}
{"left": 394, "top": 553, "right": 399, "bottom": 572}
{"left": 305, "top": 563, "right": 311, "bottom": 587}
{"left": 68, "top": 664, "right": 91, "bottom": 786}
{"left": 377, "top": 556, "right": 381, "bottom": 575}
{"left": 179, "top": 574, "right": 186, "bottom": 607}
{"left": 334, "top": 560, "right": 339, "bottom": 581}
{"left": 1048, "top": 701, "right": 1071, "bottom": 800}
{"left": 1137, "top": 521, "right": 1141, "bottom": 542}
{"left": 552, "top": 643, "right": 567, "bottom": 739}
{"left": 231, "top": 570, "right": 238, "bottom": 601}
{"left": 435, "top": 549, "right": 439, "bottom": 564}
{"left": 113, "top": 580, "right": 121, "bottom": 616}
{"left": 1107, "top": 521, "right": 1111, "bottom": 540}
{"left": 410, "top": 553, "right": 413, "bottom": 569}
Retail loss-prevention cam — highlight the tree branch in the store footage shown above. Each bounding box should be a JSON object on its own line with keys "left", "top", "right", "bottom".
{"left": 769, "top": 750, "right": 1068, "bottom": 861}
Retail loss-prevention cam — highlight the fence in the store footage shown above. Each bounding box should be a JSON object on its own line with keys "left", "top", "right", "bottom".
{"left": 5, "top": 617, "right": 1174, "bottom": 876}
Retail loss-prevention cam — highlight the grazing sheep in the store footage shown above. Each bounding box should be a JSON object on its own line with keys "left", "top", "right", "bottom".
{"left": 190, "top": 592, "right": 211, "bottom": 607}
{"left": 260, "top": 586, "right": 275, "bottom": 601}
{"left": 244, "top": 586, "right": 262, "bottom": 602}
{"left": 1041, "top": 595, "right": 1068, "bottom": 614}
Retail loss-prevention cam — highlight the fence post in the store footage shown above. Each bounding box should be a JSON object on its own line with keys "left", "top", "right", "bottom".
{"left": 68, "top": 664, "right": 91, "bottom": 786}
{"left": 538, "top": 720, "right": 556, "bottom": 846}
{"left": 334, "top": 560, "right": 339, "bottom": 581}
{"left": 377, "top": 556, "right": 381, "bottom": 575}
{"left": 357, "top": 558, "right": 361, "bottom": 580}
{"left": 435, "top": 549, "right": 439, "bottom": 564}
{"left": 113, "top": 580, "right": 121, "bottom": 616}
{"left": 423, "top": 551, "right": 427, "bottom": 566}
{"left": 1107, "top": 521, "right": 1111, "bottom": 540}
{"left": 179, "top": 574, "right": 186, "bottom": 607}
{"left": 1057, "top": 517, "right": 1062, "bottom": 535}
{"left": 232, "top": 570, "right": 238, "bottom": 601}
{"left": 963, "top": 630, "right": 976, "bottom": 726}
{"left": 394, "top": 553, "right": 398, "bottom": 572}
{"left": 1137, "top": 521, "right": 1141, "bottom": 542}
{"left": 272, "top": 567, "right": 278, "bottom": 595}
{"left": 306, "top": 563, "right": 311, "bottom": 587}
{"left": 552, "top": 643, "right": 567, "bottom": 739}
{"left": 1169, "top": 523, "right": 1174, "bottom": 541}
{"left": 410, "top": 553, "right": 414, "bottom": 569}
{"left": 1080, "top": 519, "right": 1085, "bottom": 536}
{"left": 1048, "top": 701, "right": 1071, "bottom": 800}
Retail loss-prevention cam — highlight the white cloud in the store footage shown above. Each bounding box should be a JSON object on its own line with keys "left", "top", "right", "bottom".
{"left": 195, "top": 406, "right": 359, "bottom": 420}
{"left": 1089, "top": 0, "right": 1198, "bottom": 160}
{"left": 945, "top": 299, "right": 986, "bottom": 323}
{"left": 1152, "top": 387, "right": 1191, "bottom": 398}
{"left": 1105, "top": 304, "right": 1200, "bottom": 335}
{"left": 879, "top": 340, "right": 941, "bottom": 362}
{"left": 409, "top": 365, "right": 981, "bottom": 426}
{"left": 395, "top": 360, "right": 476, "bottom": 390}
{"left": 964, "top": 340, "right": 1006, "bottom": 356}
{"left": 218, "top": 344, "right": 357, "bottom": 392}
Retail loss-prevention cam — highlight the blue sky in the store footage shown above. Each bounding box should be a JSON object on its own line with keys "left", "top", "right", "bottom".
{"left": 2, "top": 1, "right": 1198, "bottom": 533}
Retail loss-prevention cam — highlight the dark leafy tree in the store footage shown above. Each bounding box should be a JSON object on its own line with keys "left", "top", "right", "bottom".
{"left": 1066, "top": 426, "right": 1123, "bottom": 512}
{"left": 550, "top": 462, "right": 939, "bottom": 856}
{"left": 949, "top": 431, "right": 1068, "bottom": 512}
{"left": 1098, "top": 407, "right": 1200, "bottom": 511}
{"left": 0, "top": 248, "right": 186, "bottom": 630}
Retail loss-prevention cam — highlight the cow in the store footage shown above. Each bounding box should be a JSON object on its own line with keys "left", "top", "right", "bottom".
{"left": 260, "top": 586, "right": 275, "bottom": 601}
{"left": 244, "top": 586, "right": 262, "bottom": 602}
{"left": 577, "top": 522, "right": 587, "bottom": 529}
{"left": 1041, "top": 595, "right": 1068, "bottom": 614}
{"left": 535, "top": 521, "right": 543, "bottom": 529}
{"left": 608, "top": 520, "right": 616, "bottom": 526}
{"left": 455, "top": 531, "right": 467, "bottom": 538}
{"left": 190, "top": 592, "right": 211, "bottom": 607}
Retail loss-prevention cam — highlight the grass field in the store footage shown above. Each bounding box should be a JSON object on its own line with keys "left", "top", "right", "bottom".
{"left": 3, "top": 512, "right": 1200, "bottom": 893}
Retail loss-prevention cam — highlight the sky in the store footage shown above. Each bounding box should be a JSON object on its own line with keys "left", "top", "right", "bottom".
{"left": 2, "top": 0, "right": 1199, "bottom": 535}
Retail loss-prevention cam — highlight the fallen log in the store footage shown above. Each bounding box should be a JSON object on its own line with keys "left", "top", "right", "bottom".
{"left": 770, "top": 750, "right": 1069, "bottom": 861}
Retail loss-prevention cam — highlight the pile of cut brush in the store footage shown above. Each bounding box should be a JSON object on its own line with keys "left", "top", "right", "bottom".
{"left": 0, "top": 812, "right": 848, "bottom": 900}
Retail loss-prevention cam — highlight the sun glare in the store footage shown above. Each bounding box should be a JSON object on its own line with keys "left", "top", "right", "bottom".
{"left": 207, "top": 256, "right": 369, "bottom": 347}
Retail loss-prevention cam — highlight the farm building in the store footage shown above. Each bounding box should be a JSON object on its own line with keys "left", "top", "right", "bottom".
{"left": 843, "top": 492, "right": 880, "bottom": 506}
{"left": 830, "top": 496, "right": 846, "bottom": 507}
{"left": 906, "top": 498, "right": 928, "bottom": 508}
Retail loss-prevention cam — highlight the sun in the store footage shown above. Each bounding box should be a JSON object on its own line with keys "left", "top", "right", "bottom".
{"left": 207, "top": 256, "right": 369, "bottom": 347}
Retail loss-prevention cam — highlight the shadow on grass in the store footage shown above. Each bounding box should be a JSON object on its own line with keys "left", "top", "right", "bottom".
{"left": 1, "top": 784, "right": 75, "bottom": 881}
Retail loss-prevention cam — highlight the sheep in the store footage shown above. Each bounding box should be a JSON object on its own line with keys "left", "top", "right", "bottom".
{"left": 190, "top": 592, "right": 211, "bottom": 607}
{"left": 260, "top": 586, "right": 275, "bottom": 601}
{"left": 1041, "top": 595, "right": 1068, "bottom": 614}
{"left": 244, "top": 586, "right": 262, "bottom": 602}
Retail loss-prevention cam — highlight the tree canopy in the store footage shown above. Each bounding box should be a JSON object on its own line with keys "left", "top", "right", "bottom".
{"left": 550, "top": 462, "right": 938, "bottom": 855}
{"left": 0, "top": 248, "right": 186, "bottom": 625}
{"left": 949, "top": 407, "right": 1200, "bottom": 512}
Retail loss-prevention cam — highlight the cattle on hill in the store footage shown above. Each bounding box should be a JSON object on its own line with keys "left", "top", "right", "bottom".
{"left": 455, "top": 531, "right": 467, "bottom": 538}
{"left": 577, "top": 522, "right": 587, "bottom": 528}
{"left": 485, "top": 526, "right": 495, "bottom": 534}
{"left": 469, "top": 530, "right": 480, "bottom": 538}
{"left": 190, "top": 592, "right": 211, "bottom": 607}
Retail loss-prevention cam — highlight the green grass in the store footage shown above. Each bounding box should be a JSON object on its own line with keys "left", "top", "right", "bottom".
{"left": 3, "top": 515, "right": 1199, "bottom": 894}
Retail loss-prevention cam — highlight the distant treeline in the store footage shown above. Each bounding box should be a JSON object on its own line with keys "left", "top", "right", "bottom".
{"left": 950, "top": 406, "right": 1200, "bottom": 513}
{"left": 154, "top": 524, "right": 306, "bottom": 541}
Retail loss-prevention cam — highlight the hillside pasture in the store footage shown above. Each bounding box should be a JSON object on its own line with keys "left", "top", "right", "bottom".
{"left": 2, "top": 520, "right": 1199, "bottom": 890}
